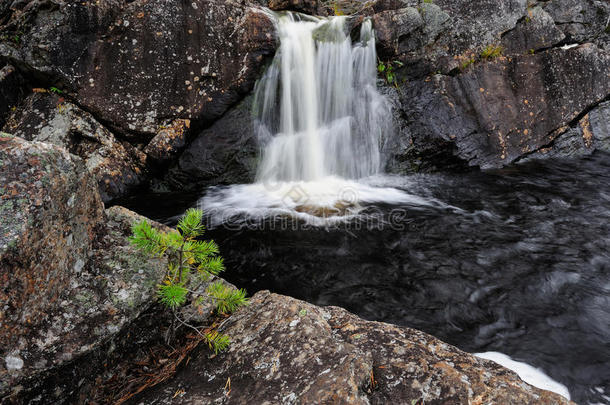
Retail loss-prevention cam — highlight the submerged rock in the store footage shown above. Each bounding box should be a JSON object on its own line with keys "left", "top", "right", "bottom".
{"left": 136, "top": 291, "right": 573, "bottom": 404}
{"left": 2, "top": 92, "right": 147, "bottom": 202}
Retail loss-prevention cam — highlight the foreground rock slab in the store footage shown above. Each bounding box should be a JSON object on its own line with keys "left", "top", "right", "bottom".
{"left": 0, "top": 134, "right": 165, "bottom": 402}
{"left": 135, "top": 291, "right": 572, "bottom": 404}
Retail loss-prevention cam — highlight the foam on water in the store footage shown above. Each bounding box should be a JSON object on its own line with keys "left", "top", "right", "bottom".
{"left": 475, "top": 351, "right": 571, "bottom": 400}
{"left": 201, "top": 176, "right": 441, "bottom": 226}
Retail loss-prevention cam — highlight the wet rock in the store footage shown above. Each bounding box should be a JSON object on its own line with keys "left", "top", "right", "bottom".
{"left": 388, "top": 44, "right": 610, "bottom": 171}
{"left": 0, "top": 134, "right": 168, "bottom": 402}
{"left": 135, "top": 291, "right": 573, "bottom": 404}
{"left": 144, "top": 119, "right": 190, "bottom": 166}
{"left": 0, "top": 64, "right": 24, "bottom": 127}
{"left": 2, "top": 92, "right": 147, "bottom": 202}
{"left": 0, "top": 0, "right": 276, "bottom": 139}
{"left": 160, "top": 95, "right": 259, "bottom": 192}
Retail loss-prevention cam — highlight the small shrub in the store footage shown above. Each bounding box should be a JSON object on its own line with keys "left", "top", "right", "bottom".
{"left": 459, "top": 57, "right": 476, "bottom": 71}
{"left": 480, "top": 44, "right": 503, "bottom": 60}
{"left": 49, "top": 87, "right": 63, "bottom": 94}
{"left": 377, "top": 60, "right": 404, "bottom": 87}
{"left": 130, "top": 208, "right": 248, "bottom": 348}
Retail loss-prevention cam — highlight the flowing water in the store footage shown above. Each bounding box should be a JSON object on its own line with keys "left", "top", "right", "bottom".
{"left": 118, "top": 12, "right": 610, "bottom": 405}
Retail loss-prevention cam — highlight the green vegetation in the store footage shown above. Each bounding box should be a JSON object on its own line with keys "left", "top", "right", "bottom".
{"left": 480, "top": 44, "right": 503, "bottom": 60}
{"left": 460, "top": 57, "right": 476, "bottom": 71}
{"left": 377, "top": 60, "right": 404, "bottom": 87}
{"left": 49, "top": 87, "right": 63, "bottom": 94}
{"left": 130, "top": 208, "right": 248, "bottom": 351}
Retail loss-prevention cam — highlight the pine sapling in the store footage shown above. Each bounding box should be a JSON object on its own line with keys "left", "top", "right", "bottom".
{"left": 129, "top": 208, "right": 248, "bottom": 349}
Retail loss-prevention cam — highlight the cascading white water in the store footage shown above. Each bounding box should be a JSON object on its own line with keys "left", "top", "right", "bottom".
{"left": 201, "top": 12, "right": 427, "bottom": 224}
{"left": 254, "top": 14, "right": 391, "bottom": 183}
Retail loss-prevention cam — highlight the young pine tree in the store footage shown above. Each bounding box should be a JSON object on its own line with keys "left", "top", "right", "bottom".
{"left": 129, "top": 208, "right": 247, "bottom": 352}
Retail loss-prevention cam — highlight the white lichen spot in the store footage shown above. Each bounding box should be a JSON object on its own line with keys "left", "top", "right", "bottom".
{"left": 5, "top": 355, "right": 24, "bottom": 371}
{"left": 191, "top": 2, "right": 198, "bottom": 9}
{"left": 123, "top": 20, "right": 130, "bottom": 27}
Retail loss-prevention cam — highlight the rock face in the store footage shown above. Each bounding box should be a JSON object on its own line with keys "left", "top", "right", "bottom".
{"left": 0, "top": 0, "right": 277, "bottom": 139}
{"left": 0, "top": 134, "right": 166, "bottom": 402}
{"left": 135, "top": 291, "right": 572, "bottom": 404}
{"left": 2, "top": 92, "right": 147, "bottom": 202}
{"left": 371, "top": 0, "right": 610, "bottom": 171}
{"left": 160, "top": 96, "right": 259, "bottom": 191}
{"left": 389, "top": 44, "right": 610, "bottom": 170}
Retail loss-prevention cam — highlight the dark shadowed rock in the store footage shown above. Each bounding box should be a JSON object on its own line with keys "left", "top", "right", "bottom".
{"left": 0, "top": 64, "right": 24, "bottom": 127}
{"left": 160, "top": 96, "right": 259, "bottom": 191}
{"left": 267, "top": 0, "right": 330, "bottom": 16}
{"left": 0, "top": 0, "right": 276, "bottom": 139}
{"left": 388, "top": 44, "right": 610, "bottom": 171}
{"left": 134, "top": 291, "right": 573, "bottom": 404}
{"left": 2, "top": 92, "right": 147, "bottom": 202}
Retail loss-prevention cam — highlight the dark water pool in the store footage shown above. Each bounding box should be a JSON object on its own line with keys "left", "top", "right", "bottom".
{"left": 117, "top": 152, "right": 610, "bottom": 404}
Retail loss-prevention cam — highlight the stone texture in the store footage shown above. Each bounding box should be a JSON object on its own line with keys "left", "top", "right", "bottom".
{"left": 160, "top": 95, "right": 259, "bottom": 191}
{"left": 267, "top": 0, "right": 330, "bottom": 16}
{"left": 388, "top": 44, "right": 610, "bottom": 171}
{"left": 501, "top": 6, "right": 566, "bottom": 55}
{"left": 0, "top": 64, "right": 24, "bottom": 127}
{"left": 0, "top": 0, "right": 277, "bottom": 139}
{"left": 543, "top": 0, "right": 610, "bottom": 50}
{"left": 523, "top": 101, "right": 610, "bottom": 161}
{"left": 135, "top": 291, "right": 573, "bottom": 405}
{"left": 144, "top": 119, "right": 190, "bottom": 166}
{"left": 0, "top": 134, "right": 166, "bottom": 402}
{"left": 2, "top": 92, "right": 147, "bottom": 202}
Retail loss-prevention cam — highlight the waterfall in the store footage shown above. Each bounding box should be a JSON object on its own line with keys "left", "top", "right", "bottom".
{"left": 253, "top": 14, "right": 392, "bottom": 183}
{"left": 201, "top": 12, "right": 415, "bottom": 224}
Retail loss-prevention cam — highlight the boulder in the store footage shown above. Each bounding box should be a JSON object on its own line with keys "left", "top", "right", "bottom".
{"left": 135, "top": 290, "right": 573, "bottom": 404}
{"left": 0, "top": 134, "right": 166, "bottom": 402}
{"left": 388, "top": 44, "right": 610, "bottom": 171}
{"left": 2, "top": 92, "right": 147, "bottom": 202}
{"left": 160, "top": 95, "right": 259, "bottom": 191}
{"left": 0, "top": 0, "right": 277, "bottom": 139}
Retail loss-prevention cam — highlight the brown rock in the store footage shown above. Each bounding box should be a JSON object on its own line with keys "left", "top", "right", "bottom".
{"left": 144, "top": 119, "right": 190, "bottom": 165}
{"left": 135, "top": 291, "right": 573, "bottom": 404}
